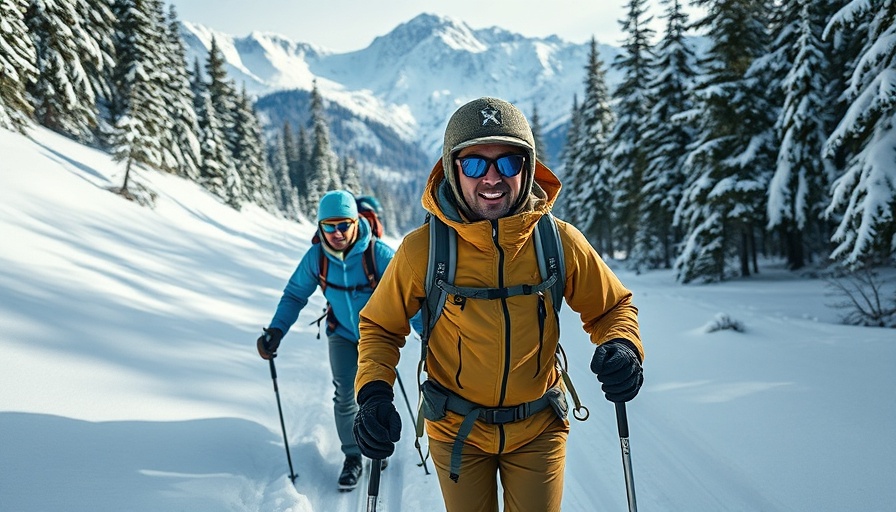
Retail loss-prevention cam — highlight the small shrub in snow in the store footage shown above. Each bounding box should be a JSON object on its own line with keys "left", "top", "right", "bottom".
{"left": 825, "top": 267, "right": 896, "bottom": 328}
{"left": 108, "top": 182, "right": 157, "bottom": 208}
{"left": 705, "top": 313, "right": 745, "bottom": 333}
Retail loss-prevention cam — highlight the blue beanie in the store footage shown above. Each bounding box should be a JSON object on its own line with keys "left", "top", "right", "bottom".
{"left": 317, "top": 190, "right": 358, "bottom": 222}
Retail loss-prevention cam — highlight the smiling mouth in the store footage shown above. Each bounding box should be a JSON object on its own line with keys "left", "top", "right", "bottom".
{"left": 479, "top": 191, "right": 506, "bottom": 200}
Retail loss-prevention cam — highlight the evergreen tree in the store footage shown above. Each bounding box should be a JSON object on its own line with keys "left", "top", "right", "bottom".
{"left": 606, "top": 0, "right": 656, "bottom": 258}
{"left": 530, "top": 103, "right": 548, "bottom": 166}
{"left": 0, "top": 0, "right": 37, "bottom": 133}
{"left": 570, "top": 38, "right": 616, "bottom": 255}
{"left": 107, "top": 0, "right": 169, "bottom": 189}
{"left": 198, "top": 37, "right": 242, "bottom": 207}
{"left": 305, "top": 80, "right": 337, "bottom": 217}
{"left": 233, "top": 85, "right": 276, "bottom": 210}
{"left": 194, "top": 82, "right": 239, "bottom": 206}
{"left": 281, "top": 121, "right": 298, "bottom": 183}
{"left": 77, "top": 0, "right": 116, "bottom": 125}
{"left": 557, "top": 95, "right": 581, "bottom": 199}
{"left": 269, "top": 133, "right": 301, "bottom": 219}
{"left": 159, "top": 3, "right": 200, "bottom": 180}
{"left": 635, "top": 0, "right": 699, "bottom": 270}
{"left": 767, "top": 1, "right": 838, "bottom": 269}
{"left": 823, "top": 0, "right": 896, "bottom": 266}
{"left": 675, "top": 0, "right": 774, "bottom": 282}
{"left": 204, "top": 37, "right": 239, "bottom": 160}
{"left": 26, "top": 0, "right": 107, "bottom": 142}
{"left": 337, "top": 155, "right": 363, "bottom": 195}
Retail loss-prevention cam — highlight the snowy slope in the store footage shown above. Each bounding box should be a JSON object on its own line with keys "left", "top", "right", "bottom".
{"left": 1, "top": 126, "right": 894, "bottom": 511}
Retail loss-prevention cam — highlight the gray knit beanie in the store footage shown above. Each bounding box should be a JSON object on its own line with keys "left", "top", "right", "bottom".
{"left": 442, "top": 97, "right": 536, "bottom": 218}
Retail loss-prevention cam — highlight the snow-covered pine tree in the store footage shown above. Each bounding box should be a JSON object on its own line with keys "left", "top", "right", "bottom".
{"left": 268, "top": 132, "right": 301, "bottom": 219}
{"left": 159, "top": 3, "right": 200, "bottom": 180}
{"left": 26, "top": 0, "right": 104, "bottom": 142}
{"left": 675, "top": 0, "right": 774, "bottom": 283}
{"left": 289, "top": 125, "right": 317, "bottom": 212}
{"left": 201, "top": 37, "right": 242, "bottom": 207}
{"left": 305, "top": 80, "right": 338, "bottom": 218}
{"left": 606, "top": 0, "right": 656, "bottom": 259}
{"left": 233, "top": 85, "right": 277, "bottom": 211}
{"left": 194, "top": 81, "right": 238, "bottom": 206}
{"left": 107, "top": 0, "right": 169, "bottom": 189}
{"left": 823, "top": 0, "right": 896, "bottom": 267}
{"left": 767, "top": 1, "right": 839, "bottom": 270}
{"left": 569, "top": 38, "right": 616, "bottom": 256}
{"left": 557, "top": 95, "right": 581, "bottom": 212}
{"left": 75, "top": 0, "right": 116, "bottom": 130}
{"left": 0, "top": 0, "right": 37, "bottom": 133}
{"left": 337, "top": 155, "right": 363, "bottom": 196}
{"left": 530, "top": 103, "right": 548, "bottom": 167}
{"left": 635, "top": 0, "right": 699, "bottom": 271}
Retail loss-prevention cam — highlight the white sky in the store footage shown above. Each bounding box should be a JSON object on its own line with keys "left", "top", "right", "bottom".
{"left": 2, "top": 125, "right": 895, "bottom": 511}
{"left": 168, "top": 0, "right": 691, "bottom": 52}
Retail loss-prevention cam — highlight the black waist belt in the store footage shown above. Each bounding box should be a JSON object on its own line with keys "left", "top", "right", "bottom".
{"left": 438, "top": 384, "right": 558, "bottom": 482}
{"left": 446, "top": 391, "right": 552, "bottom": 425}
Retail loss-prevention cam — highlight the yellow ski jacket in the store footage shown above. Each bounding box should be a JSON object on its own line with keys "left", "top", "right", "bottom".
{"left": 356, "top": 159, "right": 642, "bottom": 454}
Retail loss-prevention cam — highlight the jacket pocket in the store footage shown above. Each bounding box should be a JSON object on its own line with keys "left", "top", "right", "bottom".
{"left": 421, "top": 380, "right": 449, "bottom": 421}
{"left": 545, "top": 385, "right": 568, "bottom": 421}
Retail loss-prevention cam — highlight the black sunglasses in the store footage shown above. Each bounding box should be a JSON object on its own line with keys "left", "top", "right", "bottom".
{"left": 457, "top": 154, "right": 526, "bottom": 179}
{"left": 320, "top": 220, "right": 355, "bottom": 234}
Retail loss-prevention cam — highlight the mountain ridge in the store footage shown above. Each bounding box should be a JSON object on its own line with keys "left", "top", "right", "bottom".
{"left": 180, "top": 12, "right": 624, "bottom": 169}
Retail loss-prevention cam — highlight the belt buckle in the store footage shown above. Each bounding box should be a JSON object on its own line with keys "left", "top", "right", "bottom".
{"left": 484, "top": 407, "right": 516, "bottom": 424}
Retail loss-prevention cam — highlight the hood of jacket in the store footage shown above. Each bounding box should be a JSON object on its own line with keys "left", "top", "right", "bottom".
{"left": 422, "top": 157, "right": 562, "bottom": 241}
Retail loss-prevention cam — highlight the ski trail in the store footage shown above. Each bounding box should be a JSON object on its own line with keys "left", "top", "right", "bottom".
{"left": 382, "top": 457, "right": 404, "bottom": 512}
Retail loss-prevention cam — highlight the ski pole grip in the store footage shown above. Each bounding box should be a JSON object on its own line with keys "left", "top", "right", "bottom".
{"left": 615, "top": 402, "right": 629, "bottom": 438}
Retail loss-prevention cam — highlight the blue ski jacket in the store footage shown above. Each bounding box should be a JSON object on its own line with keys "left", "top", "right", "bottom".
{"left": 269, "top": 217, "right": 421, "bottom": 342}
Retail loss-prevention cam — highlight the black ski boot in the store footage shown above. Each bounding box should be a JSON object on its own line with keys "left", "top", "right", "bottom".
{"left": 338, "top": 455, "right": 363, "bottom": 492}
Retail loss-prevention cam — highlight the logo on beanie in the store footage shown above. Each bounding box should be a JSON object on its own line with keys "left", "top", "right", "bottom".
{"left": 479, "top": 105, "right": 502, "bottom": 127}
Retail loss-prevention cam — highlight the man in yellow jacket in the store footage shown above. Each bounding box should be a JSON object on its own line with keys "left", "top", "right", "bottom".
{"left": 353, "top": 97, "right": 644, "bottom": 512}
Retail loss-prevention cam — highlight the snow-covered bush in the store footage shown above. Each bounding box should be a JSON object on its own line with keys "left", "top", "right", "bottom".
{"left": 704, "top": 313, "right": 745, "bottom": 333}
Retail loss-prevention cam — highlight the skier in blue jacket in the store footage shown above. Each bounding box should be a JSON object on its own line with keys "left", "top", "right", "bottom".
{"left": 256, "top": 190, "right": 417, "bottom": 490}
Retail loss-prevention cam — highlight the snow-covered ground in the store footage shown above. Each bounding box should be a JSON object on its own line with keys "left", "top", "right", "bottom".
{"left": 1, "top": 126, "right": 894, "bottom": 511}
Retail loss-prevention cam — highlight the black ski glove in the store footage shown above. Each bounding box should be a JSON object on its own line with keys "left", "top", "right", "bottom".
{"left": 256, "top": 327, "right": 283, "bottom": 360}
{"left": 590, "top": 339, "right": 643, "bottom": 403}
{"left": 353, "top": 380, "right": 401, "bottom": 460}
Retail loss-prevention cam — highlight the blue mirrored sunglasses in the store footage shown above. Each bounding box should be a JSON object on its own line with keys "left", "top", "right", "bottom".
{"left": 457, "top": 154, "right": 526, "bottom": 179}
{"left": 320, "top": 220, "right": 355, "bottom": 234}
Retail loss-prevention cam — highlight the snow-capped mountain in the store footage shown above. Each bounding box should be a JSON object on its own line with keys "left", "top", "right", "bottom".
{"left": 180, "top": 13, "right": 622, "bottom": 175}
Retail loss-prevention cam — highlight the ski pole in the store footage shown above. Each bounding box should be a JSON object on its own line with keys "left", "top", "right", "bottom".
{"left": 394, "top": 371, "right": 431, "bottom": 474}
{"left": 367, "top": 458, "right": 382, "bottom": 512}
{"left": 269, "top": 358, "right": 298, "bottom": 482}
{"left": 615, "top": 402, "right": 637, "bottom": 512}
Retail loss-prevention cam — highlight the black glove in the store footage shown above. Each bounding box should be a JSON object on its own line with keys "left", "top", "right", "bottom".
{"left": 590, "top": 339, "right": 643, "bottom": 403}
{"left": 256, "top": 327, "right": 283, "bottom": 360}
{"left": 353, "top": 380, "right": 401, "bottom": 460}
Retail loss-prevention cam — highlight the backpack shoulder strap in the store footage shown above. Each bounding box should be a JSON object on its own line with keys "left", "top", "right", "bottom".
{"left": 362, "top": 238, "right": 378, "bottom": 289}
{"left": 316, "top": 244, "right": 329, "bottom": 293}
{"left": 533, "top": 213, "right": 565, "bottom": 313}
{"left": 422, "top": 215, "right": 456, "bottom": 345}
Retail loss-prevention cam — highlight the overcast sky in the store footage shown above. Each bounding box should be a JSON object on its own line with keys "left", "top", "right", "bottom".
{"left": 168, "top": 0, "right": 699, "bottom": 52}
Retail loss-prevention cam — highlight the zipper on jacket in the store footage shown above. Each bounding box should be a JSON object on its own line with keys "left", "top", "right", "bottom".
{"left": 493, "top": 221, "right": 512, "bottom": 409}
